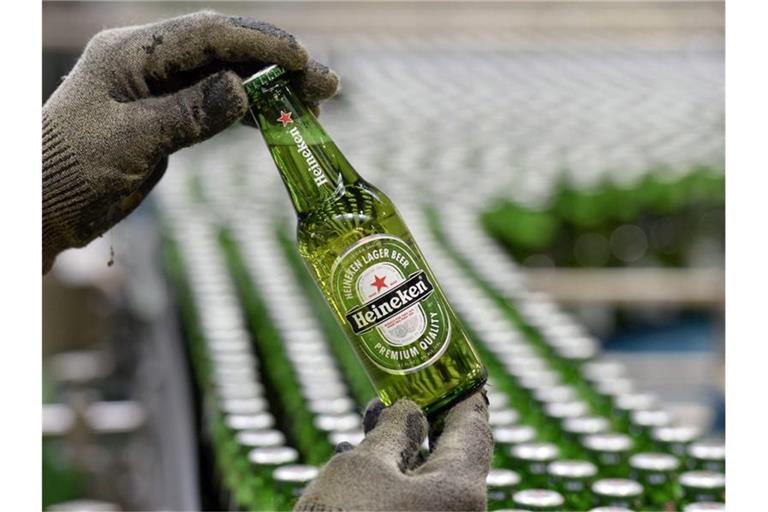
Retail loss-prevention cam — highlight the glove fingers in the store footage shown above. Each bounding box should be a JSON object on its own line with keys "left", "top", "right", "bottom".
{"left": 137, "top": 11, "right": 308, "bottom": 81}
{"left": 415, "top": 391, "right": 492, "bottom": 482}
{"left": 362, "top": 398, "right": 386, "bottom": 434}
{"left": 290, "top": 59, "right": 341, "bottom": 105}
{"left": 133, "top": 70, "right": 248, "bottom": 155}
{"left": 357, "top": 399, "right": 428, "bottom": 472}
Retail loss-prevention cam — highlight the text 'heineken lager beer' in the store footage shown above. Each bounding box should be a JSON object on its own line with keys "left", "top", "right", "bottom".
{"left": 243, "top": 65, "right": 487, "bottom": 415}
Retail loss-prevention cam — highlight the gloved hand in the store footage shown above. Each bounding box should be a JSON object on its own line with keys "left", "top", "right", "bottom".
{"left": 295, "top": 391, "right": 493, "bottom": 511}
{"left": 42, "top": 10, "right": 339, "bottom": 273}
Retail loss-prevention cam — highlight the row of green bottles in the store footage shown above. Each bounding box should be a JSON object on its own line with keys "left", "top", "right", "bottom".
{"left": 487, "top": 462, "right": 724, "bottom": 511}
{"left": 163, "top": 220, "right": 336, "bottom": 511}
{"left": 418, "top": 210, "right": 724, "bottom": 511}
{"left": 482, "top": 168, "right": 724, "bottom": 268}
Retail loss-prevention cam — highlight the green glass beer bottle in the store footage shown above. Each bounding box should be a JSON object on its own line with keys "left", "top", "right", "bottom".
{"left": 272, "top": 464, "right": 319, "bottom": 511}
{"left": 686, "top": 440, "right": 725, "bottom": 473}
{"left": 591, "top": 479, "right": 644, "bottom": 510}
{"left": 678, "top": 471, "right": 725, "bottom": 506}
{"left": 628, "top": 452, "right": 680, "bottom": 510}
{"left": 243, "top": 66, "right": 487, "bottom": 416}
{"left": 547, "top": 459, "right": 598, "bottom": 511}
{"left": 511, "top": 489, "right": 565, "bottom": 512}
{"left": 486, "top": 469, "right": 521, "bottom": 511}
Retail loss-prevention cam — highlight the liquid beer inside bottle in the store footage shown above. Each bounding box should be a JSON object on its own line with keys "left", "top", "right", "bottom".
{"left": 244, "top": 65, "right": 487, "bottom": 416}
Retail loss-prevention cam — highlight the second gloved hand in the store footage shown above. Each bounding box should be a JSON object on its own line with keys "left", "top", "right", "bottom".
{"left": 295, "top": 391, "right": 493, "bottom": 511}
{"left": 42, "top": 10, "right": 339, "bottom": 272}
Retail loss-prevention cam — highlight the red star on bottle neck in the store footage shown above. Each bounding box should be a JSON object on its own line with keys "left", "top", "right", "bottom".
{"left": 371, "top": 275, "right": 388, "bottom": 292}
{"left": 277, "top": 111, "right": 293, "bottom": 127}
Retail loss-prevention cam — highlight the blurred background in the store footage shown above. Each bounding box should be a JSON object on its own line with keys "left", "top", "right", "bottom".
{"left": 43, "top": 1, "right": 724, "bottom": 511}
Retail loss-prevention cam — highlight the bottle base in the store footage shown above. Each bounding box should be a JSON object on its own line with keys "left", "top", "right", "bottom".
{"left": 422, "top": 369, "right": 488, "bottom": 419}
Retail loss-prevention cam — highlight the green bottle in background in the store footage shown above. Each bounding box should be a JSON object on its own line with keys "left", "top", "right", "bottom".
{"left": 244, "top": 65, "right": 487, "bottom": 416}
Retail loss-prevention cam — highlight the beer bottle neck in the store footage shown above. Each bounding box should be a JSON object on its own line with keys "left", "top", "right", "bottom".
{"left": 249, "top": 82, "right": 358, "bottom": 214}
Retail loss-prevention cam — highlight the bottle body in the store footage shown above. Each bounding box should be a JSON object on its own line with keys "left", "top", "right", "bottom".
{"left": 244, "top": 65, "right": 486, "bottom": 416}
{"left": 297, "top": 180, "right": 486, "bottom": 415}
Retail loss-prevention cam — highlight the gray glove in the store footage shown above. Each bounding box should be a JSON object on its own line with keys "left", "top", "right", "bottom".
{"left": 295, "top": 391, "right": 493, "bottom": 511}
{"left": 42, "top": 10, "right": 339, "bottom": 273}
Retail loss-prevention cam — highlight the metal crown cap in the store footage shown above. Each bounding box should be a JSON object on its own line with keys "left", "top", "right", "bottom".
{"left": 486, "top": 468, "right": 522, "bottom": 488}
{"left": 513, "top": 489, "right": 564, "bottom": 507}
{"left": 679, "top": 471, "right": 726, "bottom": 489}
{"left": 592, "top": 478, "right": 643, "bottom": 497}
{"left": 273, "top": 464, "right": 320, "bottom": 483}
{"left": 688, "top": 440, "right": 726, "bottom": 460}
{"left": 629, "top": 452, "right": 680, "bottom": 471}
{"left": 243, "top": 65, "right": 288, "bottom": 101}
{"left": 548, "top": 459, "right": 598, "bottom": 478}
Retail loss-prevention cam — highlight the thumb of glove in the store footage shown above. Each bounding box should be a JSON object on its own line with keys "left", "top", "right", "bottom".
{"left": 130, "top": 70, "right": 248, "bottom": 156}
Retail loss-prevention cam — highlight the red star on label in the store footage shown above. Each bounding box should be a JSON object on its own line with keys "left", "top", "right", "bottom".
{"left": 277, "top": 111, "right": 293, "bottom": 127}
{"left": 371, "top": 275, "right": 388, "bottom": 292}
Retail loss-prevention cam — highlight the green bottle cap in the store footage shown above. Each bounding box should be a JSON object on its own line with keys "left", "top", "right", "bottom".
{"left": 243, "top": 65, "right": 288, "bottom": 102}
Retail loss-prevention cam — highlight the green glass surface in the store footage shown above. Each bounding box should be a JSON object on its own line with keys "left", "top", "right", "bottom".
{"left": 245, "top": 67, "right": 486, "bottom": 416}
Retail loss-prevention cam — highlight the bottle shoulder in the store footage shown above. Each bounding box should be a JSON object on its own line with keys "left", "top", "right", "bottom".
{"left": 296, "top": 181, "right": 407, "bottom": 251}
{"left": 299, "top": 181, "right": 395, "bottom": 224}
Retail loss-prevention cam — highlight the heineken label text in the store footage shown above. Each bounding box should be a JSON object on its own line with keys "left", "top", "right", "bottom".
{"left": 346, "top": 271, "right": 434, "bottom": 334}
{"left": 289, "top": 125, "right": 328, "bottom": 187}
{"left": 331, "top": 235, "right": 451, "bottom": 374}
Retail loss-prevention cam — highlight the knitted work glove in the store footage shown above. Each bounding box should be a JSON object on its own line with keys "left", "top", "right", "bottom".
{"left": 295, "top": 391, "right": 493, "bottom": 511}
{"left": 42, "top": 10, "right": 339, "bottom": 273}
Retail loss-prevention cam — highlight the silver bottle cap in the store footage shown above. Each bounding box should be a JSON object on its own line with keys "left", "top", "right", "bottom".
{"left": 548, "top": 459, "right": 598, "bottom": 479}
{"left": 592, "top": 478, "right": 643, "bottom": 497}
{"left": 513, "top": 489, "right": 564, "bottom": 508}
{"left": 486, "top": 468, "right": 521, "bottom": 488}
{"left": 273, "top": 464, "right": 319, "bottom": 484}
{"left": 512, "top": 442, "right": 560, "bottom": 461}
{"left": 629, "top": 452, "right": 680, "bottom": 472}
{"left": 679, "top": 471, "right": 726, "bottom": 489}
{"left": 248, "top": 446, "right": 299, "bottom": 467}
{"left": 583, "top": 433, "right": 633, "bottom": 452}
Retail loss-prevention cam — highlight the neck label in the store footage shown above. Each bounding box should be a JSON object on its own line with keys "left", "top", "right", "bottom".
{"left": 278, "top": 110, "right": 329, "bottom": 188}
{"left": 331, "top": 235, "right": 451, "bottom": 375}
